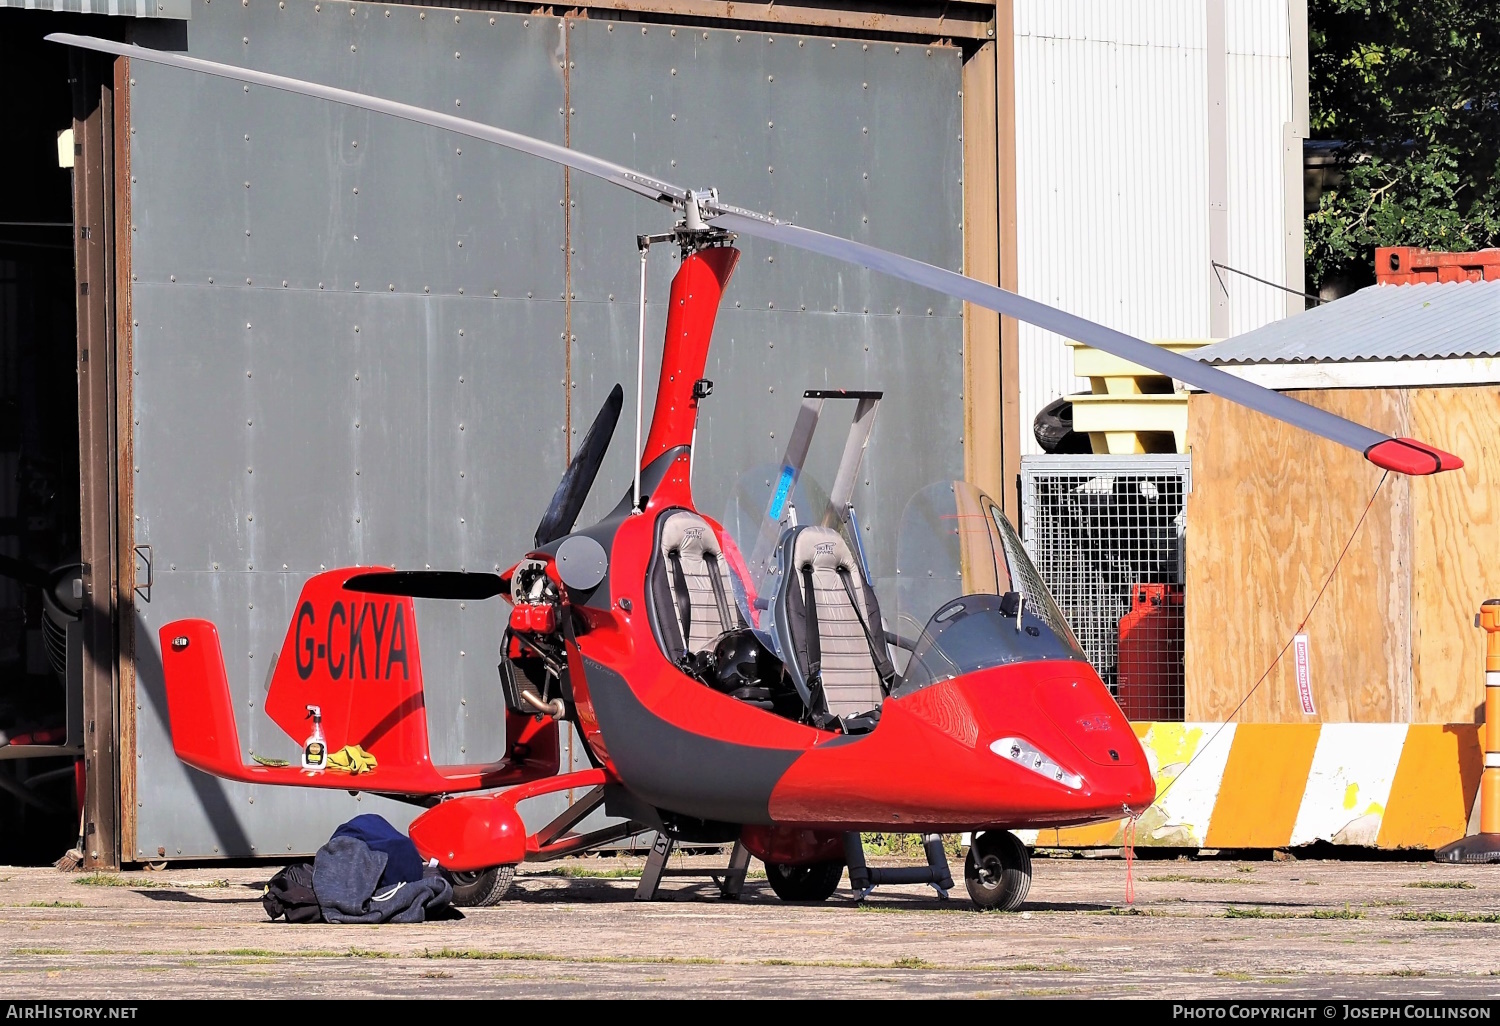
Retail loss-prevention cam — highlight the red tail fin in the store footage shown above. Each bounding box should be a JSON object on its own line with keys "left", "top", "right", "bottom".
{"left": 263, "top": 568, "right": 431, "bottom": 768}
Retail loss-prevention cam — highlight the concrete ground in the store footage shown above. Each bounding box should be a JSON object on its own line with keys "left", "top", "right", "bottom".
{"left": 1, "top": 852, "right": 1498, "bottom": 999}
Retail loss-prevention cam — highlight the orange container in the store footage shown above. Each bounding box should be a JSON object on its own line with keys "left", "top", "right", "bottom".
{"left": 1115, "top": 583, "right": 1185, "bottom": 721}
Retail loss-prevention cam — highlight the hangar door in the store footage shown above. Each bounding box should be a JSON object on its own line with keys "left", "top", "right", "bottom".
{"left": 124, "top": 0, "right": 965, "bottom": 860}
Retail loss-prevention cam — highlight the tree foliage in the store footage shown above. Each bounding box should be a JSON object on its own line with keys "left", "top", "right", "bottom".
{"left": 1306, "top": 1, "right": 1500, "bottom": 290}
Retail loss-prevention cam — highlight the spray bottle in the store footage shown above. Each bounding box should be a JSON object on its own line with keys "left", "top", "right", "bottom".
{"left": 301, "top": 704, "right": 327, "bottom": 774}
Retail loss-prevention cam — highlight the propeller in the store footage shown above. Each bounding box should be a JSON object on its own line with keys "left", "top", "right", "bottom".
{"left": 343, "top": 569, "right": 506, "bottom": 601}
{"left": 535, "top": 383, "right": 624, "bottom": 548}
{"left": 48, "top": 33, "right": 1462, "bottom": 477}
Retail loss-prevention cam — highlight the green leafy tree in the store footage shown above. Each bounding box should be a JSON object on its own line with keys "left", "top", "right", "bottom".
{"left": 1306, "top": 1, "right": 1500, "bottom": 291}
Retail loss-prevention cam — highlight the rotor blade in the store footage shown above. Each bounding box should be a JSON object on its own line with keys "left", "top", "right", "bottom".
{"left": 711, "top": 212, "right": 1462, "bottom": 476}
{"left": 344, "top": 571, "right": 506, "bottom": 601}
{"left": 535, "top": 383, "right": 625, "bottom": 548}
{"left": 45, "top": 33, "right": 686, "bottom": 209}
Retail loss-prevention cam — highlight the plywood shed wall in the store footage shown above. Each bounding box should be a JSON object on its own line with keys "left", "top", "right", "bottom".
{"left": 1185, "top": 385, "right": 1500, "bottom": 724}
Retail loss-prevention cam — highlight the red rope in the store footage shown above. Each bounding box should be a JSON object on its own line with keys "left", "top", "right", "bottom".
{"left": 1123, "top": 815, "right": 1137, "bottom": 904}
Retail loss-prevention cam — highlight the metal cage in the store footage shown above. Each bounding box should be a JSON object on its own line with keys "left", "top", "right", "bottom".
{"left": 1019, "top": 454, "right": 1191, "bottom": 721}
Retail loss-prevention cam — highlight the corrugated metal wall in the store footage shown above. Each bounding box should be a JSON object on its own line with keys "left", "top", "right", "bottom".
{"left": 1012, "top": 0, "right": 1295, "bottom": 452}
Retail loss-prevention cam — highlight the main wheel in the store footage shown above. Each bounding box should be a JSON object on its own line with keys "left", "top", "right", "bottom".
{"left": 445, "top": 864, "right": 516, "bottom": 907}
{"left": 964, "top": 831, "right": 1031, "bottom": 911}
{"left": 764, "top": 860, "right": 844, "bottom": 902}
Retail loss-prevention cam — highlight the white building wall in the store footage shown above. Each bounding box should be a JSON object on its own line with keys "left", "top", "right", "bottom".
{"left": 1225, "top": 0, "right": 1296, "bottom": 334}
{"left": 1013, "top": 0, "right": 1297, "bottom": 452}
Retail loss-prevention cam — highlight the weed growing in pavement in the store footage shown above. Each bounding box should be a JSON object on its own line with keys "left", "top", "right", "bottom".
{"left": 1144, "top": 875, "right": 1259, "bottom": 885}
{"left": 73, "top": 874, "right": 164, "bottom": 888}
{"left": 891, "top": 956, "right": 933, "bottom": 969}
{"left": 419, "top": 948, "right": 720, "bottom": 966}
{"left": 12, "top": 948, "right": 68, "bottom": 955}
{"left": 1402, "top": 881, "right": 1475, "bottom": 889}
{"left": 20, "top": 901, "right": 83, "bottom": 908}
{"left": 1394, "top": 911, "right": 1500, "bottom": 923}
{"left": 997, "top": 963, "right": 1084, "bottom": 972}
{"left": 1386, "top": 969, "right": 1428, "bottom": 977}
{"left": 1224, "top": 906, "right": 1361, "bottom": 920}
{"left": 1305, "top": 907, "right": 1362, "bottom": 920}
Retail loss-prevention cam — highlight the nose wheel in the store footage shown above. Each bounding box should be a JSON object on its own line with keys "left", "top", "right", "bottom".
{"left": 964, "top": 831, "right": 1031, "bottom": 911}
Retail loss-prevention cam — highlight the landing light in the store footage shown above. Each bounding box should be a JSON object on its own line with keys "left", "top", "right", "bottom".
{"left": 991, "top": 736, "right": 1083, "bottom": 789}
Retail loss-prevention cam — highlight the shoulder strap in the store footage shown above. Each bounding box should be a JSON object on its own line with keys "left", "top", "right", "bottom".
{"left": 668, "top": 550, "right": 692, "bottom": 643}
{"left": 703, "top": 552, "right": 739, "bottom": 633}
{"left": 800, "top": 562, "right": 822, "bottom": 687}
{"left": 836, "top": 567, "right": 897, "bottom": 692}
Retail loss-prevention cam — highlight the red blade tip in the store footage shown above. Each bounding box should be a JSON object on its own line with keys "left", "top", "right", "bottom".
{"left": 1364, "top": 437, "right": 1464, "bottom": 475}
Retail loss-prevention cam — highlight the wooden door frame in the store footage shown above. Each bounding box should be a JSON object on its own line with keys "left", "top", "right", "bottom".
{"left": 70, "top": 47, "right": 122, "bottom": 870}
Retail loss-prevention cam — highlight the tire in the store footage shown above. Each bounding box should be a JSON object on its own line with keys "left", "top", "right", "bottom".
{"left": 765, "top": 860, "right": 844, "bottom": 903}
{"left": 445, "top": 864, "right": 516, "bottom": 907}
{"left": 964, "top": 831, "right": 1032, "bottom": 911}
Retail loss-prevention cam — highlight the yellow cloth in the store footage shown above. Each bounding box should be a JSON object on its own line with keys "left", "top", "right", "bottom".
{"left": 326, "top": 744, "right": 378, "bottom": 775}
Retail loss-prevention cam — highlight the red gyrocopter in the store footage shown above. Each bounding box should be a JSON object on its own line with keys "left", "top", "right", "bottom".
{"left": 49, "top": 33, "right": 1462, "bottom": 912}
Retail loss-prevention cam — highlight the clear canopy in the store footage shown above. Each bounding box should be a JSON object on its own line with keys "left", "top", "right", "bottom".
{"left": 719, "top": 467, "right": 1087, "bottom": 691}
{"left": 890, "top": 481, "right": 1086, "bottom": 692}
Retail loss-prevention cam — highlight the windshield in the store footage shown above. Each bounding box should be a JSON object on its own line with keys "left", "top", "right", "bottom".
{"left": 892, "top": 481, "right": 1086, "bottom": 693}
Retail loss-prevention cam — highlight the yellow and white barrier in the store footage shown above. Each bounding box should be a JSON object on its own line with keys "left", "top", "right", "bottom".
{"left": 1019, "top": 722, "right": 1482, "bottom": 851}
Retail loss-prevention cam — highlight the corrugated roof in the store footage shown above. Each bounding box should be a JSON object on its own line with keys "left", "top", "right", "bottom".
{"left": 1193, "top": 279, "right": 1500, "bottom": 365}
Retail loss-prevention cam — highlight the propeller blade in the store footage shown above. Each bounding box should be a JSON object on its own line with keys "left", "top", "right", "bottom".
{"left": 535, "top": 383, "right": 624, "bottom": 548}
{"left": 711, "top": 213, "right": 1462, "bottom": 475}
{"left": 343, "top": 571, "right": 507, "bottom": 601}
{"left": 49, "top": 33, "right": 1459, "bottom": 475}
{"left": 43, "top": 33, "right": 686, "bottom": 210}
